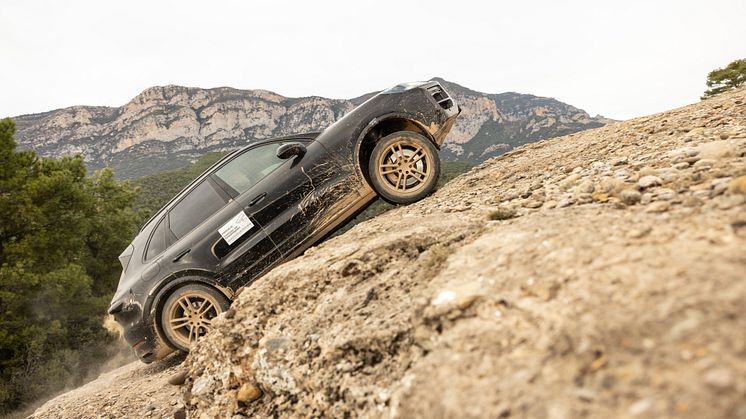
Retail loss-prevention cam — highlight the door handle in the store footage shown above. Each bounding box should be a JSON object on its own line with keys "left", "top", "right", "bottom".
{"left": 248, "top": 192, "right": 267, "bottom": 207}
{"left": 172, "top": 248, "right": 191, "bottom": 262}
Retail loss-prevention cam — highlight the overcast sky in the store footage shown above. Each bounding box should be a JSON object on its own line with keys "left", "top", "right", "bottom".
{"left": 1, "top": 0, "right": 745, "bottom": 120}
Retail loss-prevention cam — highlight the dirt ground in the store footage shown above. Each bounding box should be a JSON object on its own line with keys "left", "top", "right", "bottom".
{"left": 31, "top": 87, "right": 746, "bottom": 418}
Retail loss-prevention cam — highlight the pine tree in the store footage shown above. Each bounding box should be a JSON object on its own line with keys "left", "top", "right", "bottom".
{"left": 702, "top": 58, "right": 746, "bottom": 99}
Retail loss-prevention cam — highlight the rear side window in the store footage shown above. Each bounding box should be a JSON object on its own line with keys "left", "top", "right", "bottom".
{"left": 169, "top": 180, "right": 227, "bottom": 239}
{"left": 214, "top": 143, "right": 285, "bottom": 195}
{"left": 145, "top": 217, "right": 169, "bottom": 260}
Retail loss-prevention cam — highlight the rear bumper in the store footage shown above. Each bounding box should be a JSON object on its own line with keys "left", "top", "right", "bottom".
{"left": 124, "top": 328, "right": 161, "bottom": 364}
{"left": 112, "top": 302, "right": 167, "bottom": 363}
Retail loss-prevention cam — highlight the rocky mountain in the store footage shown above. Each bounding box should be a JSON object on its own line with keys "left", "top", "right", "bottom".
{"left": 12, "top": 79, "right": 611, "bottom": 178}
{"left": 31, "top": 88, "right": 746, "bottom": 418}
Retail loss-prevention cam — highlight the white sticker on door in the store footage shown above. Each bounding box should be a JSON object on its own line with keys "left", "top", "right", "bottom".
{"left": 218, "top": 211, "right": 254, "bottom": 245}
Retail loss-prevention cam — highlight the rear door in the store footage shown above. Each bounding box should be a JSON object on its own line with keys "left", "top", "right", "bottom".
{"left": 165, "top": 177, "right": 279, "bottom": 285}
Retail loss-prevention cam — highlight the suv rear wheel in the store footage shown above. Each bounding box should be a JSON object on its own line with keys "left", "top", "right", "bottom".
{"left": 160, "top": 284, "right": 230, "bottom": 352}
{"left": 368, "top": 131, "right": 440, "bottom": 204}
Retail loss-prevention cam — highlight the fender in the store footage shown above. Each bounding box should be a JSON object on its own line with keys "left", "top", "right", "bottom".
{"left": 351, "top": 111, "right": 437, "bottom": 182}
{"left": 144, "top": 269, "right": 231, "bottom": 325}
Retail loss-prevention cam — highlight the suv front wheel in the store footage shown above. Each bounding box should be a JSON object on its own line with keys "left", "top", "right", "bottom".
{"left": 160, "top": 284, "right": 230, "bottom": 352}
{"left": 368, "top": 131, "right": 440, "bottom": 204}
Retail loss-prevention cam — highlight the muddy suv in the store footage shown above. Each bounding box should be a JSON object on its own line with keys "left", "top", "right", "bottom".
{"left": 108, "top": 81, "right": 460, "bottom": 362}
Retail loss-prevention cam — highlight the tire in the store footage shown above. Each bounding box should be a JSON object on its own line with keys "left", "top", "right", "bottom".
{"left": 160, "top": 284, "right": 230, "bottom": 352}
{"left": 368, "top": 131, "right": 440, "bottom": 204}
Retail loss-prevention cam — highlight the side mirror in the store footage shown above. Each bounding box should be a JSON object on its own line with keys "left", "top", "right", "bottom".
{"left": 276, "top": 142, "right": 307, "bottom": 159}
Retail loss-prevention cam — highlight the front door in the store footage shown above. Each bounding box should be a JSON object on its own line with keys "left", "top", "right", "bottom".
{"left": 211, "top": 139, "right": 357, "bottom": 268}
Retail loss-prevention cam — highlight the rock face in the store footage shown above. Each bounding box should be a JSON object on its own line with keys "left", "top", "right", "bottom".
{"left": 12, "top": 79, "right": 610, "bottom": 178}
{"left": 30, "top": 88, "right": 746, "bottom": 419}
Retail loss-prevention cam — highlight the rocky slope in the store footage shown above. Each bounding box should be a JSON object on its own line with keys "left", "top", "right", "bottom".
{"left": 12, "top": 79, "right": 609, "bottom": 178}
{"left": 31, "top": 88, "right": 746, "bottom": 418}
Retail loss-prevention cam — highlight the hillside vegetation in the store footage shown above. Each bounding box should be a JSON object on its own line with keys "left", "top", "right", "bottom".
{"left": 0, "top": 119, "right": 141, "bottom": 415}
{"left": 30, "top": 89, "right": 746, "bottom": 418}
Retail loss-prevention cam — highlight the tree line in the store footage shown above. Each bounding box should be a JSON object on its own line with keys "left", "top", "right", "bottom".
{"left": 0, "top": 118, "right": 143, "bottom": 414}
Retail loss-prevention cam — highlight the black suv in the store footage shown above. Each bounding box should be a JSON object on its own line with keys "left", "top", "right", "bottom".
{"left": 109, "top": 81, "right": 460, "bottom": 362}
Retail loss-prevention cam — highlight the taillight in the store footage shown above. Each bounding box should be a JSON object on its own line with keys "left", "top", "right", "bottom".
{"left": 427, "top": 84, "right": 453, "bottom": 110}
{"left": 118, "top": 244, "right": 134, "bottom": 273}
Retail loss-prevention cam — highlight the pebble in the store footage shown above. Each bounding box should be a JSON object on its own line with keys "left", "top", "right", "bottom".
{"left": 557, "top": 198, "right": 574, "bottom": 208}
{"left": 620, "top": 189, "right": 642, "bottom": 205}
{"left": 645, "top": 201, "right": 670, "bottom": 213}
{"left": 599, "top": 177, "right": 624, "bottom": 194}
{"left": 692, "top": 190, "right": 711, "bottom": 200}
{"left": 611, "top": 156, "right": 628, "bottom": 166}
{"left": 592, "top": 192, "right": 609, "bottom": 202}
{"left": 560, "top": 174, "right": 580, "bottom": 189}
{"left": 575, "top": 387, "right": 596, "bottom": 402}
{"left": 711, "top": 180, "right": 730, "bottom": 197}
{"left": 629, "top": 398, "right": 653, "bottom": 416}
{"left": 704, "top": 367, "right": 734, "bottom": 390}
{"left": 655, "top": 188, "right": 677, "bottom": 201}
{"left": 576, "top": 193, "right": 593, "bottom": 204}
{"left": 628, "top": 227, "right": 652, "bottom": 238}
{"left": 693, "top": 158, "right": 716, "bottom": 169}
{"left": 638, "top": 175, "right": 662, "bottom": 188}
{"left": 168, "top": 371, "right": 188, "bottom": 386}
{"left": 577, "top": 181, "right": 595, "bottom": 194}
{"left": 684, "top": 148, "right": 700, "bottom": 157}
{"left": 673, "top": 162, "right": 690, "bottom": 170}
{"left": 529, "top": 182, "right": 543, "bottom": 191}
{"left": 236, "top": 382, "right": 263, "bottom": 403}
{"left": 524, "top": 199, "right": 544, "bottom": 209}
{"left": 658, "top": 168, "right": 679, "bottom": 183}
{"left": 688, "top": 127, "right": 705, "bottom": 136}
{"left": 591, "top": 161, "right": 610, "bottom": 173}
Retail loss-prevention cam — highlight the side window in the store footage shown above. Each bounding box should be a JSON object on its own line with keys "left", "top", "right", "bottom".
{"left": 169, "top": 180, "right": 228, "bottom": 239}
{"left": 145, "top": 216, "right": 169, "bottom": 260}
{"left": 214, "top": 143, "right": 286, "bottom": 195}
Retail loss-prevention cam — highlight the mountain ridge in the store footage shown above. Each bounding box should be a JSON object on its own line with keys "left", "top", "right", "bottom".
{"left": 12, "top": 79, "right": 612, "bottom": 178}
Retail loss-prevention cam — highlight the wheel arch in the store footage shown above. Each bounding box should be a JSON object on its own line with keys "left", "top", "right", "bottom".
{"left": 145, "top": 271, "right": 233, "bottom": 348}
{"left": 354, "top": 113, "right": 437, "bottom": 186}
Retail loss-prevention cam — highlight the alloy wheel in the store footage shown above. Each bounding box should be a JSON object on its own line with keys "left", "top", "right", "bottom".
{"left": 164, "top": 292, "right": 221, "bottom": 349}
{"left": 376, "top": 140, "right": 432, "bottom": 193}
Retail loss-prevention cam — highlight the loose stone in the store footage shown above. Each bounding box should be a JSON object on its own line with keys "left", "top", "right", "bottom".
{"left": 620, "top": 189, "right": 642, "bottom": 205}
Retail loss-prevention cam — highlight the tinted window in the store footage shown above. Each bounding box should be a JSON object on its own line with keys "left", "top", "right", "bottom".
{"left": 169, "top": 181, "right": 227, "bottom": 239}
{"left": 145, "top": 217, "right": 169, "bottom": 260}
{"left": 215, "top": 143, "right": 285, "bottom": 195}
